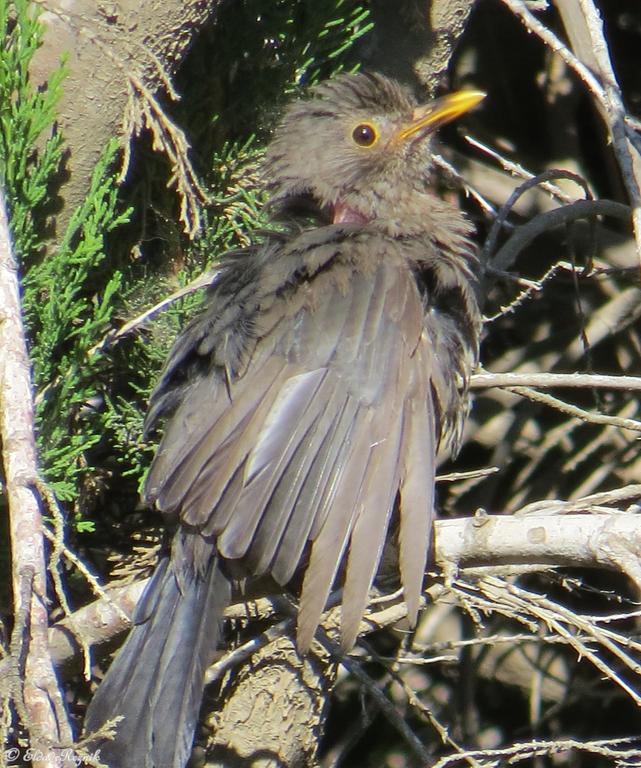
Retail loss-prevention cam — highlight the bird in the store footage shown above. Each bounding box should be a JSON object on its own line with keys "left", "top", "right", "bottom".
{"left": 84, "top": 71, "right": 484, "bottom": 768}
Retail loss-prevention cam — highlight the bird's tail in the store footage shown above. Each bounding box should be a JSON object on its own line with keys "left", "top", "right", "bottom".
{"left": 85, "top": 554, "right": 230, "bottom": 768}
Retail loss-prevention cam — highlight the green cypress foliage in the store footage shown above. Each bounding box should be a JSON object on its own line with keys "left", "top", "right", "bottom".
{"left": 0, "top": 1, "right": 131, "bottom": 524}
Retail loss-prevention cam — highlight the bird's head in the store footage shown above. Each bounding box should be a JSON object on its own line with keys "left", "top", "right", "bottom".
{"left": 265, "top": 72, "right": 484, "bottom": 225}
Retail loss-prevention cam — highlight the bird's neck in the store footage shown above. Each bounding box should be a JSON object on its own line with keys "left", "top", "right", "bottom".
{"left": 333, "top": 186, "right": 474, "bottom": 247}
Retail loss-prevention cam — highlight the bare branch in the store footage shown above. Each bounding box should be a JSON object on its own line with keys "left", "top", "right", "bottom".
{"left": 88, "top": 266, "right": 222, "bottom": 356}
{"left": 464, "top": 135, "right": 582, "bottom": 205}
{"left": 319, "top": 632, "right": 435, "bottom": 766}
{"left": 471, "top": 371, "right": 641, "bottom": 392}
{"left": 562, "top": 0, "right": 641, "bottom": 265}
{"left": 499, "top": 0, "right": 607, "bottom": 108}
{"left": 435, "top": 512, "right": 641, "bottom": 590}
{"left": 482, "top": 169, "right": 594, "bottom": 267}
{"left": 0, "top": 189, "right": 73, "bottom": 764}
{"left": 504, "top": 385, "right": 641, "bottom": 433}
{"left": 500, "top": 0, "right": 641, "bottom": 262}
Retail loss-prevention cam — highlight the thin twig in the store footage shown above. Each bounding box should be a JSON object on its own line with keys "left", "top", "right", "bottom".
{"left": 499, "top": 0, "right": 608, "bottom": 109}
{"left": 514, "top": 483, "right": 641, "bottom": 516}
{"left": 484, "top": 260, "right": 576, "bottom": 322}
{"left": 431, "top": 735, "right": 641, "bottom": 767}
{"left": 88, "top": 266, "right": 222, "bottom": 356}
{"left": 321, "top": 634, "right": 434, "bottom": 765}
{"left": 360, "top": 638, "right": 484, "bottom": 767}
{"left": 432, "top": 151, "right": 499, "bottom": 219}
{"left": 490, "top": 199, "right": 630, "bottom": 272}
{"left": 123, "top": 74, "right": 209, "bottom": 237}
{"left": 482, "top": 169, "right": 593, "bottom": 265}
{"left": 205, "top": 613, "right": 295, "bottom": 685}
{"left": 437, "top": 466, "right": 500, "bottom": 482}
{"left": 464, "top": 135, "right": 582, "bottom": 205}
{"left": 506, "top": 385, "right": 641, "bottom": 433}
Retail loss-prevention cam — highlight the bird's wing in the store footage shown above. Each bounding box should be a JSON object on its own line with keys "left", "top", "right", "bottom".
{"left": 145, "top": 235, "right": 439, "bottom": 650}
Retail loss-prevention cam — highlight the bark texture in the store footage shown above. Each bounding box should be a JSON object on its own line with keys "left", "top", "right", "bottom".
{"left": 365, "top": 0, "right": 475, "bottom": 93}
{"left": 205, "top": 636, "right": 334, "bottom": 768}
{"left": 30, "top": 0, "right": 219, "bottom": 236}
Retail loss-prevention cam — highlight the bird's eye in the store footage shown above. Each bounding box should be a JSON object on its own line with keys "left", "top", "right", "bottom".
{"left": 351, "top": 122, "right": 379, "bottom": 147}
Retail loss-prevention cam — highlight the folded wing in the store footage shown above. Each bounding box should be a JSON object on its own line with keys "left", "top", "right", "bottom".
{"left": 145, "top": 244, "right": 440, "bottom": 649}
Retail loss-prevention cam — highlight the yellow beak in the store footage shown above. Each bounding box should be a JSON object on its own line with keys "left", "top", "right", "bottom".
{"left": 396, "top": 90, "right": 486, "bottom": 143}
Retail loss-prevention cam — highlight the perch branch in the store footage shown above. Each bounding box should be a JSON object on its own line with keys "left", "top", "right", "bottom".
{"left": 40, "top": 506, "right": 641, "bottom": 674}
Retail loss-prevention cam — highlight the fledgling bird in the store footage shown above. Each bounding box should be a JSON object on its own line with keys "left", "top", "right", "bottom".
{"left": 85, "top": 72, "right": 484, "bottom": 768}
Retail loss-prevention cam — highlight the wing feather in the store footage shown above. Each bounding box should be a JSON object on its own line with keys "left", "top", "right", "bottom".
{"left": 339, "top": 407, "right": 404, "bottom": 649}
{"left": 217, "top": 369, "right": 331, "bottom": 558}
{"left": 398, "top": 342, "right": 437, "bottom": 627}
{"left": 246, "top": 378, "right": 344, "bottom": 576}
{"left": 147, "top": 243, "right": 440, "bottom": 651}
{"left": 339, "top": 273, "right": 418, "bottom": 648}
{"left": 296, "top": 408, "right": 373, "bottom": 651}
{"left": 243, "top": 369, "right": 327, "bottom": 483}
{"left": 270, "top": 394, "right": 357, "bottom": 584}
{"left": 179, "top": 361, "right": 291, "bottom": 527}
{"left": 149, "top": 356, "right": 285, "bottom": 513}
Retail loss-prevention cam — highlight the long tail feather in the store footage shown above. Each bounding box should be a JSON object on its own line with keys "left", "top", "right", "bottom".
{"left": 85, "top": 556, "right": 230, "bottom": 768}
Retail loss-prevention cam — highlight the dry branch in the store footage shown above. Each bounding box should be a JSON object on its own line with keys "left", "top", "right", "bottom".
{"left": 500, "top": 0, "right": 641, "bottom": 261}
{"left": 0, "top": 189, "right": 72, "bottom": 765}
{"left": 435, "top": 511, "right": 641, "bottom": 587}
{"left": 490, "top": 199, "right": 629, "bottom": 273}
{"left": 471, "top": 371, "right": 641, "bottom": 391}
{"left": 430, "top": 736, "right": 641, "bottom": 767}
{"left": 38, "top": 499, "right": 641, "bottom": 678}
{"left": 560, "top": 0, "right": 641, "bottom": 263}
